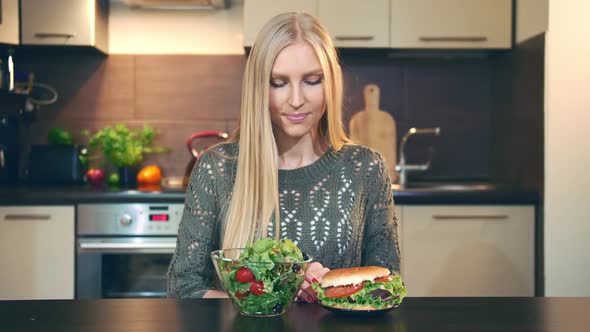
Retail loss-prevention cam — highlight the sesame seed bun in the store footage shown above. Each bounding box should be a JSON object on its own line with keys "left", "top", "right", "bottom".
{"left": 320, "top": 266, "right": 391, "bottom": 288}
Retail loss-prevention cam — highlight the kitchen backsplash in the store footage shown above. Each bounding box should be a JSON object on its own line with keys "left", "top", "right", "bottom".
{"left": 1, "top": 42, "right": 543, "bottom": 188}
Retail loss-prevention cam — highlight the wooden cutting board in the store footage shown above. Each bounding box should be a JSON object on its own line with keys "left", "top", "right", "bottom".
{"left": 349, "top": 84, "right": 398, "bottom": 183}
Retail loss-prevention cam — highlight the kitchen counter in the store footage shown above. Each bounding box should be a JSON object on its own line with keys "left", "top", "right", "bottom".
{"left": 1, "top": 298, "right": 588, "bottom": 332}
{"left": 0, "top": 183, "right": 539, "bottom": 205}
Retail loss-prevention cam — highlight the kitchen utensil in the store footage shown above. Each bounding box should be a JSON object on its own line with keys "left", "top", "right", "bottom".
{"left": 160, "top": 176, "right": 185, "bottom": 191}
{"left": 184, "top": 131, "right": 229, "bottom": 188}
{"left": 349, "top": 84, "right": 398, "bottom": 183}
{"left": 27, "top": 144, "right": 86, "bottom": 185}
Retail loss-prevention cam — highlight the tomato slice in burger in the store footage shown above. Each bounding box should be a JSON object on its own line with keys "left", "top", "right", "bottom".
{"left": 374, "top": 275, "right": 393, "bottom": 283}
{"left": 324, "top": 283, "right": 364, "bottom": 299}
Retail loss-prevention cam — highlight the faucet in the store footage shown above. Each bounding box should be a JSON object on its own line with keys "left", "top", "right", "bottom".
{"left": 395, "top": 127, "right": 441, "bottom": 188}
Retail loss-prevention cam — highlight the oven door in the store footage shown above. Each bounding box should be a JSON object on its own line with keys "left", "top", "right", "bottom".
{"left": 76, "top": 237, "right": 176, "bottom": 299}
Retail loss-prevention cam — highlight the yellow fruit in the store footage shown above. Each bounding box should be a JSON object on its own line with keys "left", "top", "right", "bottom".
{"left": 137, "top": 165, "right": 162, "bottom": 185}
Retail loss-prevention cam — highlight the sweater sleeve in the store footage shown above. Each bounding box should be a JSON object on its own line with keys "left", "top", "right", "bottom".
{"left": 361, "top": 152, "right": 402, "bottom": 274}
{"left": 167, "top": 151, "right": 221, "bottom": 298}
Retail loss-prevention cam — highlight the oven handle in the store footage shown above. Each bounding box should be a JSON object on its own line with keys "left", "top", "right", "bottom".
{"left": 78, "top": 238, "right": 177, "bottom": 254}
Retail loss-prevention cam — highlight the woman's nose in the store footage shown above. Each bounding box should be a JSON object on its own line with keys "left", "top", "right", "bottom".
{"left": 288, "top": 85, "right": 305, "bottom": 109}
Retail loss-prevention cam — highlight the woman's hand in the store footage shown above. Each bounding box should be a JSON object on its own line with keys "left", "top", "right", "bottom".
{"left": 203, "top": 290, "right": 229, "bottom": 298}
{"left": 296, "top": 262, "right": 330, "bottom": 303}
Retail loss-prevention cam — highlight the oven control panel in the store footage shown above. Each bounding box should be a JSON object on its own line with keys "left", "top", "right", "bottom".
{"left": 77, "top": 204, "right": 185, "bottom": 236}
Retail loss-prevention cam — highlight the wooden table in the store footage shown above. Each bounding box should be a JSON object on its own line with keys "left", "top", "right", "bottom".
{"left": 1, "top": 297, "right": 588, "bottom": 332}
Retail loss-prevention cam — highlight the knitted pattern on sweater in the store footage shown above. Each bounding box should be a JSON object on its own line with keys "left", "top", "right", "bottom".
{"left": 167, "top": 142, "right": 400, "bottom": 298}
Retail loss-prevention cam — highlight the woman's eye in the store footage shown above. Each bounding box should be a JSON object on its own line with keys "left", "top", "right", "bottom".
{"left": 305, "top": 77, "right": 323, "bottom": 86}
{"left": 270, "top": 80, "right": 287, "bottom": 88}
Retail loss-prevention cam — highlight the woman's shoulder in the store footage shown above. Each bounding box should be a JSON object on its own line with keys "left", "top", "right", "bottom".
{"left": 194, "top": 142, "right": 238, "bottom": 178}
{"left": 337, "top": 143, "right": 389, "bottom": 181}
{"left": 340, "top": 143, "right": 386, "bottom": 164}
{"left": 200, "top": 141, "right": 239, "bottom": 160}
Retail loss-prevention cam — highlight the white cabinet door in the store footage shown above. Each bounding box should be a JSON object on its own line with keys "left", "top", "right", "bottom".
{"left": 399, "top": 205, "right": 535, "bottom": 296}
{"left": 318, "top": 0, "right": 389, "bottom": 48}
{"left": 243, "top": 0, "right": 318, "bottom": 47}
{"left": 0, "top": 0, "right": 19, "bottom": 45}
{"left": 0, "top": 206, "right": 75, "bottom": 300}
{"left": 20, "top": 0, "right": 107, "bottom": 52}
{"left": 391, "top": 0, "right": 512, "bottom": 49}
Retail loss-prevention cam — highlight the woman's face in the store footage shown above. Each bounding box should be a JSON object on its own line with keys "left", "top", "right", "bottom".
{"left": 269, "top": 41, "right": 326, "bottom": 143}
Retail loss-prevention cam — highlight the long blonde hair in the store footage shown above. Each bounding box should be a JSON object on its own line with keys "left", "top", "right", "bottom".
{"left": 221, "top": 12, "right": 350, "bottom": 249}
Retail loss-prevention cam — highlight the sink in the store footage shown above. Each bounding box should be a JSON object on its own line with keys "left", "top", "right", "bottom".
{"left": 392, "top": 182, "right": 497, "bottom": 192}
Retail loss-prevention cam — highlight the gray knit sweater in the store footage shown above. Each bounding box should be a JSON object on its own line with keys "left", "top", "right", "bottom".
{"left": 167, "top": 142, "right": 401, "bottom": 298}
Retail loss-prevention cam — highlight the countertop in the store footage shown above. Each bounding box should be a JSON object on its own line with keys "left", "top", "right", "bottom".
{"left": 1, "top": 298, "right": 587, "bottom": 332}
{"left": 0, "top": 183, "right": 539, "bottom": 205}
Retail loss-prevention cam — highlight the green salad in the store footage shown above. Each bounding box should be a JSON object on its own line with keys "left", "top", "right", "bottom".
{"left": 216, "top": 238, "right": 309, "bottom": 316}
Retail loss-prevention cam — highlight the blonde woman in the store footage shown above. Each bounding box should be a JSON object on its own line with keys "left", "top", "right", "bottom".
{"left": 167, "top": 12, "right": 400, "bottom": 301}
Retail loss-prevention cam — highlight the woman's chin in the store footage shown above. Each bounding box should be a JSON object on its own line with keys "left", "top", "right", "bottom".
{"left": 276, "top": 126, "right": 314, "bottom": 140}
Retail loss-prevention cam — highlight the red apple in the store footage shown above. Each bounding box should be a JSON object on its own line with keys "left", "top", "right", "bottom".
{"left": 86, "top": 168, "right": 105, "bottom": 186}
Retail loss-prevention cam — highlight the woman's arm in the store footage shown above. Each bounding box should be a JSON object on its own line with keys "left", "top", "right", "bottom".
{"left": 167, "top": 152, "right": 221, "bottom": 298}
{"left": 361, "top": 152, "right": 401, "bottom": 274}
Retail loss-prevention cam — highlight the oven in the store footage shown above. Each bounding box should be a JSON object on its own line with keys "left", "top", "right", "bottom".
{"left": 76, "top": 203, "right": 183, "bottom": 299}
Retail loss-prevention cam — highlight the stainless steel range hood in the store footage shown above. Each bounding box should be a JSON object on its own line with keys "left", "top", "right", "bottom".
{"left": 121, "top": 0, "right": 229, "bottom": 10}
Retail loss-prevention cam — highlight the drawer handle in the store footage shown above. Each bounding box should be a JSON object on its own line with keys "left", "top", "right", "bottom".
{"left": 419, "top": 36, "right": 488, "bottom": 42}
{"left": 432, "top": 214, "right": 508, "bottom": 220}
{"left": 4, "top": 214, "right": 51, "bottom": 221}
{"left": 34, "top": 32, "right": 77, "bottom": 38}
{"left": 79, "top": 242, "right": 176, "bottom": 250}
{"left": 335, "top": 36, "right": 375, "bottom": 41}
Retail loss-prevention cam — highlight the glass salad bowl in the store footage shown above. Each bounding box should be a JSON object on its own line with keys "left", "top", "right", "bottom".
{"left": 211, "top": 240, "right": 312, "bottom": 317}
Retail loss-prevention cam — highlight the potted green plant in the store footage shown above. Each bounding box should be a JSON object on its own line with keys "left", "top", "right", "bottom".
{"left": 84, "top": 124, "right": 169, "bottom": 186}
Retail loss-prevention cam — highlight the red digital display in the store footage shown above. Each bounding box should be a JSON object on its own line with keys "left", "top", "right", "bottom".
{"left": 149, "top": 214, "right": 170, "bottom": 222}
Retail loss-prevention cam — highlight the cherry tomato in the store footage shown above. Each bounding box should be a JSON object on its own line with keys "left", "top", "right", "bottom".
{"left": 235, "top": 290, "right": 250, "bottom": 299}
{"left": 250, "top": 281, "right": 265, "bottom": 296}
{"left": 324, "top": 283, "right": 364, "bottom": 299}
{"left": 374, "top": 275, "right": 393, "bottom": 283}
{"left": 236, "top": 267, "right": 254, "bottom": 283}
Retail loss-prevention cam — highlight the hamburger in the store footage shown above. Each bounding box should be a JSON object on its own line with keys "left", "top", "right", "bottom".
{"left": 312, "top": 266, "right": 407, "bottom": 310}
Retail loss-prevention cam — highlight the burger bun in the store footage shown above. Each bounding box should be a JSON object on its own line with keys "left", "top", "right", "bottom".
{"left": 320, "top": 266, "right": 390, "bottom": 288}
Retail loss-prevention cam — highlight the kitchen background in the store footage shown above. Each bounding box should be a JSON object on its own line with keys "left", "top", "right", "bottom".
{"left": 5, "top": 0, "right": 587, "bottom": 300}
{"left": 0, "top": 0, "right": 543, "bottom": 191}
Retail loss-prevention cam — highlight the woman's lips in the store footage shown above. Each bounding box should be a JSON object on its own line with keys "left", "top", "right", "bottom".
{"left": 285, "top": 113, "right": 309, "bottom": 123}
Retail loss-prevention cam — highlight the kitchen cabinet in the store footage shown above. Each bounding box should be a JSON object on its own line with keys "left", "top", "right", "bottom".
{"left": 244, "top": 0, "right": 512, "bottom": 49}
{"left": 390, "top": 0, "right": 512, "bottom": 49}
{"left": 244, "top": 0, "right": 388, "bottom": 48}
{"left": 0, "top": 0, "right": 19, "bottom": 45}
{"left": 20, "top": 0, "right": 108, "bottom": 53}
{"left": 0, "top": 205, "right": 75, "bottom": 300}
{"left": 397, "top": 205, "right": 534, "bottom": 296}
{"left": 243, "top": 0, "right": 318, "bottom": 47}
{"left": 318, "top": 0, "right": 389, "bottom": 48}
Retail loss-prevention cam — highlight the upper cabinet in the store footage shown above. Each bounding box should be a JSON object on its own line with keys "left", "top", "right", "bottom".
{"left": 0, "top": 0, "right": 19, "bottom": 45}
{"left": 20, "top": 0, "right": 108, "bottom": 53}
{"left": 243, "top": 0, "right": 318, "bottom": 47}
{"left": 244, "top": 0, "right": 512, "bottom": 50}
{"left": 318, "top": 0, "right": 389, "bottom": 48}
{"left": 390, "top": 0, "right": 512, "bottom": 49}
{"left": 243, "top": 0, "right": 389, "bottom": 48}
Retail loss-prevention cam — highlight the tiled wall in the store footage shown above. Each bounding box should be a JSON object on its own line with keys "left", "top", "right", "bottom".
{"left": 1, "top": 47, "right": 543, "bottom": 187}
